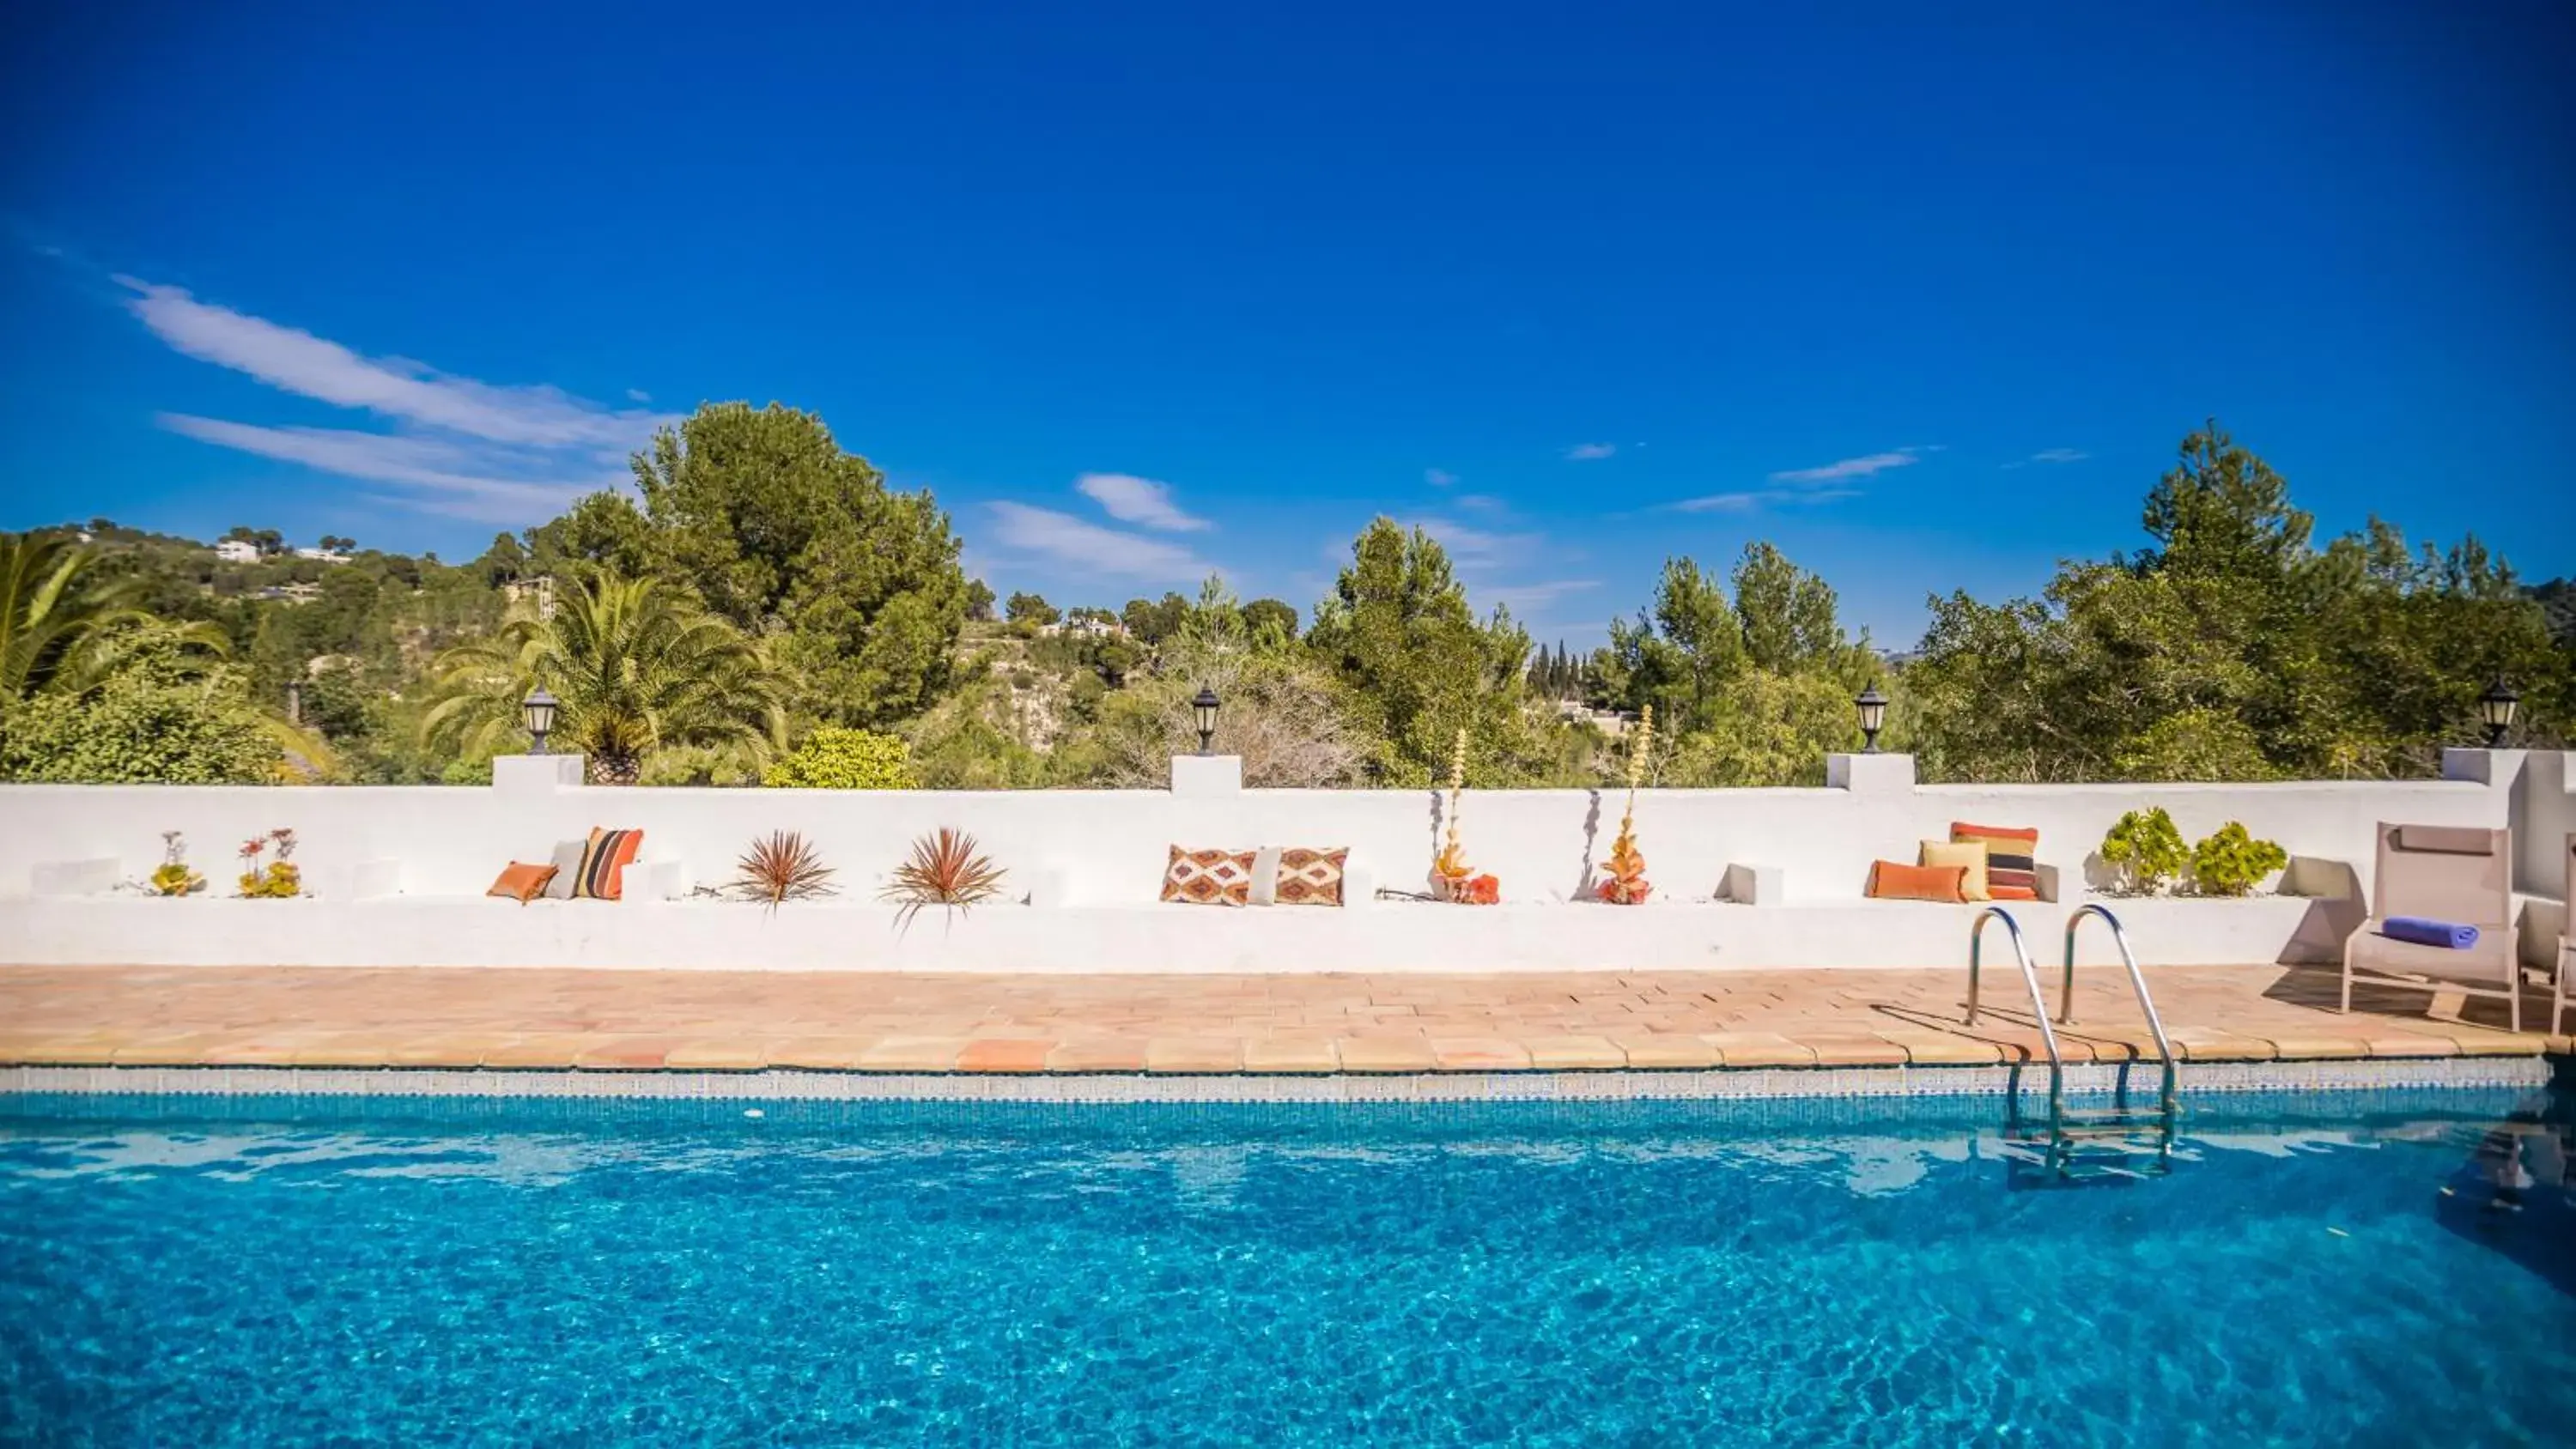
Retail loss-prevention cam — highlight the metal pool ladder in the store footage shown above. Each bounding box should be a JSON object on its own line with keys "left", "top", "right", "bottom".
{"left": 1965, "top": 904, "right": 2182, "bottom": 1185}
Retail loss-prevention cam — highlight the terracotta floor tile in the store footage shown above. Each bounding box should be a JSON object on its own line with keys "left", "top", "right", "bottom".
{"left": 1521, "top": 1035, "right": 1627, "bottom": 1070}
{"left": 1240, "top": 1038, "right": 1340, "bottom": 1074}
{"left": 1612, "top": 1035, "right": 1724, "bottom": 1069}
{"left": 764, "top": 1037, "right": 876, "bottom": 1070}
{"left": 661, "top": 1040, "right": 769, "bottom": 1070}
{"left": 1335, "top": 1037, "right": 1440, "bottom": 1073}
{"left": 1703, "top": 1032, "right": 1818, "bottom": 1067}
{"left": 1145, "top": 1037, "right": 1244, "bottom": 1073}
{"left": 571, "top": 1037, "right": 684, "bottom": 1070}
{"left": 1782, "top": 1034, "right": 1905, "bottom": 1067}
{"left": 856, "top": 1036, "right": 968, "bottom": 1071}
{"left": 1430, "top": 1039, "right": 1533, "bottom": 1071}
{"left": 957, "top": 1038, "right": 1058, "bottom": 1073}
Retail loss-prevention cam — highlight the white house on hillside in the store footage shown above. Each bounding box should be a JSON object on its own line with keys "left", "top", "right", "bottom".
{"left": 214, "top": 540, "right": 259, "bottom": 565}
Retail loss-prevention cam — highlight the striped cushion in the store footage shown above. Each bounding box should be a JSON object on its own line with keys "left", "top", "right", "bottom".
{"left": 572, "top": 828, "right": 645, "bottom": 900}
{"left": 1951, "top": 822, "right": 2038, "bottom": 900}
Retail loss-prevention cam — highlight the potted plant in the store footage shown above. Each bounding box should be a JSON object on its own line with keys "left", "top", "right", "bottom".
{"left": 2189, "top": 822, "right": 2287, "bottom": 897}
{"left": 149, "top": 831, "right": 206, "bottom": 897}
{"left": 2099, "top": 808, "right": 2187, "bottom": 895}
{"left": 882, "top": 828, "right": 1007, "bottom": 930}
{"left": 1597, "top": 705, "right": 1653, "bottom": 904}
{"left": 1430, "top": 728, "right": 1499, "bottom": 904}
{"left": 730, "top": 831, "right": 835, "bottom": 911}
{"left": 238, "top": 828, "right": 301, "bottom": 899}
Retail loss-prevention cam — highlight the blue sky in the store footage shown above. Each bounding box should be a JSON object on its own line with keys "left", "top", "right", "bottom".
{"left": 3, "top": 1, "right": 2570, "bottom": 648}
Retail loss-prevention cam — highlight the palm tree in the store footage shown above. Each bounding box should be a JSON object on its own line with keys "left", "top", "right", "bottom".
{"left": 423, "top": 571, "right": 791, "bottom": 784}
{"left": 0, "top": 531, "right": 228, "bottom": 700}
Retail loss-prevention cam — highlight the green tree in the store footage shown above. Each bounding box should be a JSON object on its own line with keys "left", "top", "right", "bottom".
{"left": 2, "top": 532, "right": 228, "bottom": 700}
{"left": 1005, "top": 591, "right": 1059, "bottom": 627}
{"left": 1121, "top": 593, "right": 1191, "bottom": 646}
{"left": 1305, "top": 518, "right": 1546, "bottom": 785}
{"left": 0, "top": 622, "right": 280, "bottom": 784}
{"left": 628, "top": 402, "right": 968, "bottom": 725}
{"left": 762, "top": 727, "right": 917, "bottom": 788}
{"left": 525, "top": 490, "right": 655, "bottom": 579}
{"left": 963, "top": 579, "right": 997, "bottom": 621}
{"left": 1242, "top": 597, "right": 1300, "bottom": 644}
{"left": 422, "top": 572, "right": 791, "bottom": 785}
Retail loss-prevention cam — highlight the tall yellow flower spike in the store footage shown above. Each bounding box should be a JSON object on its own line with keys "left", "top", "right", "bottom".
{"left": 1432, "top": 727, "right": 1472, "bottom": 892}
{"left": 1600, "top": 705, "right": 1652, "bottom": 904}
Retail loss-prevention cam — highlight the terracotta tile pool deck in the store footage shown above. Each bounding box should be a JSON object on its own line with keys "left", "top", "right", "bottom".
{"left": 1, "top": 964, "right": 2567, "bottom": 1076}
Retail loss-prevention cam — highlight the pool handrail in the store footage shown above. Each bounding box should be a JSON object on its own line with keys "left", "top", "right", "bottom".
{"left": 1965, "top": 906, "right": 2063, "bottom": 1124}
{"left": 2064, "top": 903, "right": 2178, "bottom": 1115}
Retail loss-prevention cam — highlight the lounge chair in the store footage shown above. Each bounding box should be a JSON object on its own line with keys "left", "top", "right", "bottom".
{"left": 2340, "top": 822, "right": 2524, "bottom": 1032}
{"left": 2559, "top": 834, "right": 2573, "bottom": 1037}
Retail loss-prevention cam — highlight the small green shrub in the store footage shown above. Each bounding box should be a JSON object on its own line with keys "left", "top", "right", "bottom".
{"left": 2190, "top": 822, "right": 2287, "bottom": 897}
{"left": 762, "top": 727, "right": 916, "bottom": 790}
{"left": 2099, "top": 807, "right": 2189, "bottom": 894}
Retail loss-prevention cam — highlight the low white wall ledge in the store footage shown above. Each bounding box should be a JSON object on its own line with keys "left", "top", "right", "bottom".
{"left": 1170, "top": 754, "right": 1243, "bottom": 797}
{"left": 2439, "top": 747, "right": 2524, "bottom": 786}
{"left": 1826, "top": 752, "right": 1916, "bottom": 794}
{"left": 33, "top": 858, "right": 119, "bottom": 897}
{"left": 492, "top": 753, "right": 585, "bottom": 794}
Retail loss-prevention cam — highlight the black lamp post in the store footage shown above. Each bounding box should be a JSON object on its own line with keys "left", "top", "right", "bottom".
{"left": 1855, "top": 685, "right": 1888, "bottom": 754}
{"left": 1191, "top": 686, "right": 1221, "bottom": 755}
{"left": 522, "top": 686, "right": 560, "bottom": 755}
{"left": 2479, "top": 676, "right": 2519, "bottom": 748}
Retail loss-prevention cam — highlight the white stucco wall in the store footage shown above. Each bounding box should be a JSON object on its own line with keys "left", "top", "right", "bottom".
{"left": 0, "top": 750, "right": 2559, "bottom": 973}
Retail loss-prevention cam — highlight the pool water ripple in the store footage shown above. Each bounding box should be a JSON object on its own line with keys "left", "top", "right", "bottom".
{"left": 2, "top": 1089, "right": 2572, "bottom": 1446}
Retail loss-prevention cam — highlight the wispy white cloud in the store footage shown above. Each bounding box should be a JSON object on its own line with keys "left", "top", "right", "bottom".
{"left": 1453, "top": 494, "right": 1511, "bottom": 516}
{"left": 1074, "top": 472, "right": 1211, "bottom": 532}
{"left": 986, "top": 502, "right": 1216, "bottom": 581}
{"left": 1767, "top": 447, "right": 1927, "bottom": 484}
{"left": 1666, "top": 487, "right": 1861, "bottom": 514}
{"left": 1564, "top": 442, "right": 1617, "bottom": 461}
{"left": 1425, "top": 467, "right": 1458, "bottom": 487}
{"left": 2002, "top": 447, "right": 2089, "bottom": 470}
{"left": 1405, "top": 516, "right": 1540, "bottom": 567}
{"left": 1477, "top": 579, "right": 1600, "bottom": 616}
{"left": 119, "top": 275, "right": 667, "bottom": 521}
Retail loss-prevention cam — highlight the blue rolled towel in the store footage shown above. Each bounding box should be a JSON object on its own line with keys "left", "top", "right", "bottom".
{"left": 2383, "top": 917, "right": 2480, "bottom": 949}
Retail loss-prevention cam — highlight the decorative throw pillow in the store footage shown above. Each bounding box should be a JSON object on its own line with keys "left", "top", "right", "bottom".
{"left": 1867, "top": 860, "right": 1968, "bottom": 903}
{"left": 1951, "top": 822, "right": 2038, "bottom": 900}
{"left": 487, "top": 862, "right": 559, "bottom": 905}
{"left": 572, "top": 828, "right": 646, "bottom": 901}
{"left": 542, "top": 839, "right": 586, "bottom": 900}
{"left": 1161, "top": 846, "right": 1255, "bottom": 906}
{"left": 1918, "top": 840, "right": 1991, "bottom": 901}
{"left": 1273, "top": 847, "right": 1349, "bottom": 906}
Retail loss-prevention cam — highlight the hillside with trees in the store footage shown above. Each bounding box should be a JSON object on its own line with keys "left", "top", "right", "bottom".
{"left": 3, "top": 410, "right": 2567, "bottom": 789}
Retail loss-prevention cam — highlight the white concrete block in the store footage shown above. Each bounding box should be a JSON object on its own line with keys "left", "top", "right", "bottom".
{"left": 1170, "top": 754, "right": 1242, "bottom": 797}
{"left": 32, "top": 858, "right": 118, "bottom": 897}
{"left": 1718, "top": 863, "right": 1783, "bottom": 905}
{"left": 1344, "top": 861, "right": 1378, "bottom": 909}
{"left": 493, "top": 753, "right": 585, "bottom": 794}
{"left": 1030, "top": 862, "right": 1076, "bottom": 909}
{"left": 1826, "top": 751, "right": 1917, "bottom": 794}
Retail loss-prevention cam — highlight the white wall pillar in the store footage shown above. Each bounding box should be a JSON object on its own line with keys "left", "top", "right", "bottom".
{"left": 1825, "top": 751, "right": 1916, "bottom": 794}
{"left": 492, "top": 753, "right": 585, "bottom": 795}
{"left": 1170, "top": 754, "right": 1243, "bottom": 797}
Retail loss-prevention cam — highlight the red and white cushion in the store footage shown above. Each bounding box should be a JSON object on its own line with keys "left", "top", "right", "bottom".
{"left": 1161, "top": 846, "right": 1255, "bottom": 906}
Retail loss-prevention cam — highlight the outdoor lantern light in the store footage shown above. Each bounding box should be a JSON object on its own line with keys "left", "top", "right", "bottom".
{"left": 2480, "top": 676, "right": 2519, "bottom": 748}
{"left": 1192, "top": 686, "right": 1221, "bottom": 755}
{"left": 1855, "top": 685, "right": 1888, "bottom": 754}
{"left": 522, "top": 686, "right": 561, "bottom": 755}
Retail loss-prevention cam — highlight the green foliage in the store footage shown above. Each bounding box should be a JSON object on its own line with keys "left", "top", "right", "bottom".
{"left": 2, "top": 531, "right": 229, "bottom": 701}
{"left": 629, "top": 402, "right": 968, "bottom": 725}
{"left": 1005, "top": 591, "right": 1058, "bottom": 626}
{"left": 1305, "top": 519, "right": 1547, "bottom": 785}
{"left": 761, "top": 727, "right": 917, "bottom": 789}
{"left": 0, "top": 623, "right": 281, "bottom": 784}
{"left": 2189, "top": 822, "right": 2287, "bottom": 897}
{"left": 423, "top": 572, "right": 788, "bottom": 785}
{"left": 2099, "top": 807, "right": 2189, "bottom": 894}
{"left": 1907, "top": 421, "right": 2570, "bottom": 782}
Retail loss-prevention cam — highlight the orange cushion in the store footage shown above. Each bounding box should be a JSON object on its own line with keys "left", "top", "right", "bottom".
{"left": 1867, "top": 860, "right": 1968, "bottom": 903}
{"left": 487, "top": 862, "right": 559, "bottom": 904}
{"left": 1951, "top": 822, "right": 2038, "bottom": 900}
{"left": 573, "top": 828, "right": 645, "bottom": 900}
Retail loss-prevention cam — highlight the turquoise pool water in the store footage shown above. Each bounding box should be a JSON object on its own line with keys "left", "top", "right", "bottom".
{"left": 3, "top": 1087, "right": 2573, "bottom": 1446}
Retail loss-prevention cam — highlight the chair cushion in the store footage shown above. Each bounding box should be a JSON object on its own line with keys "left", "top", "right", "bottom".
{"left": 542, "top": 839, "right": 585, "bottom": 900}
{"left": 1868, "top": 861, "right": 1968, "bottom": 903}
{"left": 1952, "top": 822, "right": 2038, "bottom": 899}
{"left": 571, "top": 828, "right": 645, "bottom": 901}
{"left": 2395, "top": 825, "right": 2495, "bottom": 856}
{"left": 487, "top": 862, "right": 558, "bottom": 904}
{"left": 1162, "top": 846, "right": 1255, "bottom": 906}
{"left": 1918, "top": 840, "right": 1991, "bottom": 901}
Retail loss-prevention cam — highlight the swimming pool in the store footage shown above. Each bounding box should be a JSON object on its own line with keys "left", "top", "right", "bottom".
{"left": 4, "top": 1087, "right": 2572, "bottom": 1446}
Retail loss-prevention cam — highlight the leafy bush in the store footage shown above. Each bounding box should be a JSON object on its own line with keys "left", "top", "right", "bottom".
{"left": 2190, "top": 822, "right": 2287, "bottom": 897}
{"left": 2099, "top": 807, "right": 2188, "bottom": 894}
{"left": 0, "top": 653, "right": 278, "bottom": 784}
{"left": 761, "top": 728, "right": 916, "bottom": 789}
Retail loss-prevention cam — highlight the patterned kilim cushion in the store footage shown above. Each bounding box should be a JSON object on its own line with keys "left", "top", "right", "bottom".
{"left": 1161, "top": 846, "right": 1255, "bottom": 906}
{"left": 1950, "top": 822, "right": 2038, "bottom": 900}
{"left": 1273, "top": 847, "right": 1349, "bottom": 906}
